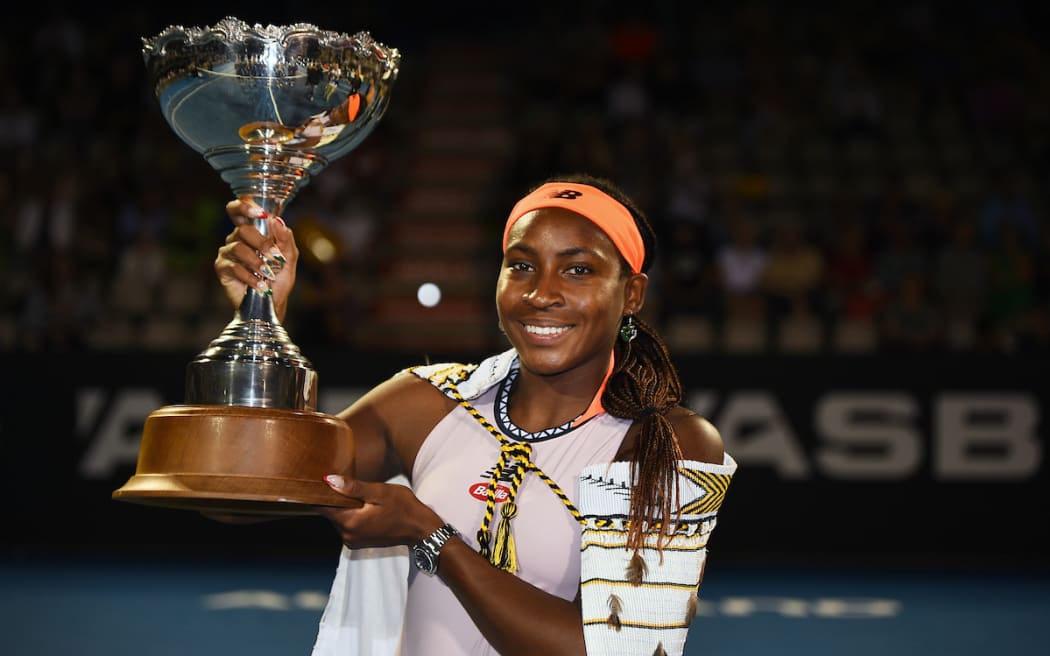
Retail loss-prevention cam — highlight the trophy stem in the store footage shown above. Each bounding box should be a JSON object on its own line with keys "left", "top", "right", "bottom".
{"left": 185, "top": 286, "right": 317, "bottom": 409}
{"left": 205, "top": 144, "right": 329, "bottom": 225}
{"left": 180, "top": 144, "right": 329, "bottom": 410}
{"left": 239, "top": 285, "right": 280, "bottom": 323}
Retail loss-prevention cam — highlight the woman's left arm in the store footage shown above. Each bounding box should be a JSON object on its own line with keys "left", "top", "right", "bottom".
{"left": 579, "top": 408, "right": 736, "bottom": 656}
{"left": 319, "top": 476, "right": 588, "bottom": 656}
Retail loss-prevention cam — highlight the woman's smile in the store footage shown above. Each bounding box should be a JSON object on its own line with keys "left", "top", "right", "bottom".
{"left": 522, "top": 322, "right": 574, "bottom": 339}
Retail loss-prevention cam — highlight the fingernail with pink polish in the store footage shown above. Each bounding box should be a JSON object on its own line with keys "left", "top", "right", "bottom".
{"left": 324, "top": 474, "right": 344, "bottom": 488}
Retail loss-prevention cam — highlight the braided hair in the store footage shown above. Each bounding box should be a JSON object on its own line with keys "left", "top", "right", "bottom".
{"left": 539, "top": 173, "right": 685, "bottom": 553}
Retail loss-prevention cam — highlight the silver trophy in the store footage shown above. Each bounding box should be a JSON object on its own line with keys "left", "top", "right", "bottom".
{"left": 113, "top": 17, "right": 400, "bottom": 515}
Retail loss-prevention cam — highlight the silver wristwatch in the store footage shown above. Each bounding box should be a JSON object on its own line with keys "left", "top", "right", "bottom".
{"left": 411, "top": 523, "right": 460, "bottom": 576}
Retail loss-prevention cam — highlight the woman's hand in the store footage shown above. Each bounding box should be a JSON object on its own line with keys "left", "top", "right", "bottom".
{"left": 315, "top": 475, "right": 444, "bottom": 549}
{"left": 214, "top": 198, "right": 299, "bottom": 321}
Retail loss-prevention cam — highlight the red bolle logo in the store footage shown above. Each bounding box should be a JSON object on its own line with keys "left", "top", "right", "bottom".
{"left": 469, "top": 482, "right": 512, "bottom": 503}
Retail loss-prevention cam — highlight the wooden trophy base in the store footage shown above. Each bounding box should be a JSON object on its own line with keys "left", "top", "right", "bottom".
{"left": 112, "top": 404, "right": 358, "bottom": 516}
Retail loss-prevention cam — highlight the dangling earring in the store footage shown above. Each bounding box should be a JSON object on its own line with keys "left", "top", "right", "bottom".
{"left": 619, "top": 315, "right": 637, "bottom": 343}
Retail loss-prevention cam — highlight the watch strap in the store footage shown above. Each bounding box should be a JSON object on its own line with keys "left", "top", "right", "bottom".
{"left": 426, "top": 523, "right": 459, "bottom": 549}
{"left": 414, "top": 523, "right": 459, "bottom": 574}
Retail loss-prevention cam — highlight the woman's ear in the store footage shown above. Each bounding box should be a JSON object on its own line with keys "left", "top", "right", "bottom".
{"left": 624, "top": 273, "right": 648, "bottom": 316}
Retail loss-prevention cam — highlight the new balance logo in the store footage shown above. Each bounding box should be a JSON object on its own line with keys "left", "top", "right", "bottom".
{"left": 551, "top": 189, "right": 583, "bottom": 200}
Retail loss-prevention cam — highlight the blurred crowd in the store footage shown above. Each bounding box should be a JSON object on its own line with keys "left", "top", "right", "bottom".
{"left": 3, "top": 2, "right": 1049, "bottom": 355}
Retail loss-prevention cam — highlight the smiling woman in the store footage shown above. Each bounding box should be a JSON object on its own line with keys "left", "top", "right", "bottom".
{"left": 498, "top": 204, "right": 641, "bottom": 384}
{"left": 212, "top": 172, "right": 738, "bottom": 656}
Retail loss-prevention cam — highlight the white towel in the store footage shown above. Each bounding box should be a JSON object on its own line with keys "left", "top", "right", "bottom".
{"left": 311, "top": 476, "right": 411, "bottom": 656}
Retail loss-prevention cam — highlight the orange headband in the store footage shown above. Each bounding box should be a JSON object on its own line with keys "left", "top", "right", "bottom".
{"left": 503, "top": 182, "right": 646, "bottom": 274}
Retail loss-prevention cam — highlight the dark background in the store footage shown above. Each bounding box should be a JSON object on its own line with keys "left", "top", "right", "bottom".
{"left": 2, "top": 1, "right": 1048, "bottom": 573}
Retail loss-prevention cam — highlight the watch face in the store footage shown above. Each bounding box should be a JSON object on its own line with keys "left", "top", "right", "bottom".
{"left": 413, "top": 546, "right": 435, "bottom": 573}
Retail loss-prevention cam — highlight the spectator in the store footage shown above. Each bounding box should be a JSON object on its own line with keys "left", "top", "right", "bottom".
{"left": 825, "top": 48, "right": 885, "bottom": 143}
{"left": 714, "top": 214, "right": 768, "bottom": 322}
{"left": 931, "top": 218, "right": 988, "bottom": 348}
{"left": 16, "top": 250, "right": 101, "bottom": 352}
{"left": 823, "top": 220, "right": 882, "bottom": 322}
{"left": 662, "top": 146, "right": 717, "bottom": 246}
{"left": 660, "top": 221, "right": 717, "bottom": 321}
{"left": 605, "top": 60, "right": 652, "bottom": 126}
{"left": 872, "top": 214, "right": 927, "bottom": 304}
{"left": 985, "top": 222, "right": 1037, "bottom": 349}
{"left": 761, "top": 219, "right": 826, "bottom": 319}
{"left": 977, "top": 170, "right": 1040, "bottom": 251}
{"left": 878, "top": 269, "right": 943, "bottom": 352}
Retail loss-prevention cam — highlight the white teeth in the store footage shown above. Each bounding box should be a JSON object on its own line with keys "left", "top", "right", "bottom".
{"left": 525, "top": 324, "right": 570, "bottom": 336}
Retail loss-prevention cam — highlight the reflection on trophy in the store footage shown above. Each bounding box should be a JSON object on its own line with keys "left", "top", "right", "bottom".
{"left": 112, "top": 17, "right": 401, "bottom": 515}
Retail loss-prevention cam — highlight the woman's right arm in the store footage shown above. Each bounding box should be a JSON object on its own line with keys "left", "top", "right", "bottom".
{"left": 212, "top": 198, "right": 445, "bottom": 486}
{"left": 214, "top": 198, "right": 299, "bottom": 321}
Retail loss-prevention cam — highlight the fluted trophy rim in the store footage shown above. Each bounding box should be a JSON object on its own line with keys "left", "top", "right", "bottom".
{"left": 141, "top": 15, "right": 401, "bottom": 70}
{"left": 140, "top": 14, "right": 401, "bottom": 179}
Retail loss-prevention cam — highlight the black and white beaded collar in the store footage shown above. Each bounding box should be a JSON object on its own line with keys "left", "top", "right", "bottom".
{"left": 495, "top": 363, "right": 587, "bottom": 442}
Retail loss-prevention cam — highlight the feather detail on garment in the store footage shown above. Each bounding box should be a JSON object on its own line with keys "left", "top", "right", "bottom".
{"left": 652, "top": 642, "right": 668, "bottom": 656}
{"left": 606, "top": 594, "right": 623, "bottom": 631}
{"left": 686, "top": 592, "right": 700, "bottom": 624}
{"left": 626, "top": 551, "right": 648, "bottom": 586}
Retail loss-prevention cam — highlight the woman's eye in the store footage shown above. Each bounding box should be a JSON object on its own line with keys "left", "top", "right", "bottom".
{"left": 568, "top": 265, "right": 592, "bottom": 275}
{"left": 509, "top": 262, "right": 532, "bottom": 272}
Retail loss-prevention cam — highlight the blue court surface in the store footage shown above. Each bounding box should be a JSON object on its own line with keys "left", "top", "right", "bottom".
{"left": 2, "top": 552, "right": 1047, "bottom": 655}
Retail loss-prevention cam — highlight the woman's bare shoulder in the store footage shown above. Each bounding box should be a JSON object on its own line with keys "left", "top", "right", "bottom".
{"left": 614, "top": 406, "right": 725, "bottom": 464}
{"left": 668, "top": 406, "right": 725, "bottom": 465}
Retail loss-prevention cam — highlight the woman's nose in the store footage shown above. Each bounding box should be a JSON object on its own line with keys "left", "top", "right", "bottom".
{"left": 523, "top": 272, "right": 563, "bottom": 307}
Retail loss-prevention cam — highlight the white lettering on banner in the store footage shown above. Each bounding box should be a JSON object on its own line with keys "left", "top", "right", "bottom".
{"left": 76, "top": 388, "right": 106, "bottom": 441}
{"left": 816, "top": 393, "right": 922, "bottom": 479}
{"left": 78, "top": 388, "right": 165, "bottom": 479}
{"left": 203, "top": 591, "right": 292, "bottom": 610}
{"left": 810, "top": 598, "right": 900, "bottom": 618}
{"left": 709, "top": 391, "right": 811, "bottom": 479}
{"left": 935, "top": 393, "right": 1042, "bottom": 480}
{"left": 697, "top": 596, "right": 900, "bottom": 618}
{"left": 686, "top": 390, "right": 1043, "bottom": 481}
{"left": 687, "top": 391, "right": 718, "bottom": 417}
{"left": 203, "top": 590, "right": 330, "bottom": 610}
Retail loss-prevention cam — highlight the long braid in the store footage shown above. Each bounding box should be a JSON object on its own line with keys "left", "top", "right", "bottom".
{"left": 603, "top": 316, "right": 684, "bottom": 552}
{"left": 541, "top": 172, "right": 686, "bottom": 553}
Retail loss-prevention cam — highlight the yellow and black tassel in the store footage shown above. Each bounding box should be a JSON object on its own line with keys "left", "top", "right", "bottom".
{"left": 490, "top": 501, "right": 519, "bottom": 574}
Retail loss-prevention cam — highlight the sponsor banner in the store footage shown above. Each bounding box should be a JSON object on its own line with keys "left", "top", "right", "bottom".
{"left": 1, "top": 350, "right": 1045, "bottom": 563}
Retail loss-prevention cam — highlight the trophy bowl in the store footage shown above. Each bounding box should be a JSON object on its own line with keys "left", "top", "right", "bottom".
{"left": 112, "top": 17, "right": 401, "bottom": 515}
